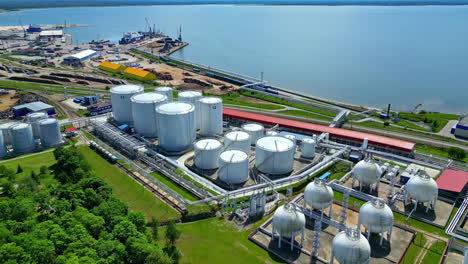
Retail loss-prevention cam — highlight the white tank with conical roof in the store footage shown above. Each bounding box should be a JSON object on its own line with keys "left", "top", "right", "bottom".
{"left": 111, "top": 84, "right": 144, "bottom": 124}
{"left": 272, "top": 203, "right": 306, "bottom": 251}
{"left": 199, "top": 97, "right": 223, "bottom": 136}
{"left": 300, "top": 137, "right": 316, "bottom": 158}
{"left": 178, "top": 91, "right": 202, "bottom": 129}
{"left": 224, "top": 131, "right": 251, "bottom": 154}
{"left": 194, "top": 139, "right": 223, "bottom": 170}
{"left": 255, "top": 136, "right": 295, "bottom": 175}
{"left": 154, "top": 86, "right": 173, "bottom": 101}
{"left": 304, "top": 179, "right": 334, "bottom": 215}
{"left": 331, "top": 228, "right": 371, "bottom": 264}
{"left": 218, "top": 150, "right": 249, "bottom": 184}
{"left": 131, "top": 92, "right": 168, "bottom": 137}
{"left": 11, "top": 123, "right": 34, "bottom": 154}
{"left": 38, "top": 118, "right": 62, "bottom": 147}
{"left": 25, "top": 112, "right": 48, "bottom": 139}
{"left": 242, "top": 123, "right": 264, "bottom": 145}
{"left": 0, "top": 122, "right": 17, "bottom": 146}
{"left": 156, "top": 102, "right": 196, "bottom": 153}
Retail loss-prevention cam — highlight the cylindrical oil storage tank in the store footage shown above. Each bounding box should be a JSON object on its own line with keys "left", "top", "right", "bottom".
{"left": 25, "top": 112, "right": 48, "bottom": 139}
{"left": 110, "top": 84, "right": 144, "bottom": 124}
{"left": 406, "top": 174, "right": 438, "bottom": 203}
{"left": 359, "top": 198, "right": 393, "bottom": 234}
{"left": 178, "top": 91, "right": 202, "bottom": 129}
{"left": 156, "top": 102, "right": 196, "bottom": 153}
{"left": 353, "top": 159, "right": 382, "bottom": 186}
{"left": 304, "top": 179, "right": 334, "bottom": 210}
{"left": 272, "top": 203, "right": 306, "bottom": 238}
{"left": 130, "top": 93, "right": 168, "bottom": 137}
{"left": 332, "top": 228, "right": 371, "bottom": 264}
{"left": 11, "top": 123, "right": 34, "bottom": 154}
{"left": 224, "top": 131, "right": 251, "bottom": 154}
{"left": 38, "top": 118, "right": 62, "bottom": 147}
{"left": 242, "top": 123, "right": 264, "bottom": 145}
{"left": 154, "top": 86, "right": 173, "bottom": 101}
{"left": 300, "top": 137, "right": 316, "bottom": 158}
{"left": 0, "top": 130, "right": 7, "bottom": 158}
{"left": 218, "top": 150, "right": 249, "bottom": 184}
{"left": 199, "top": 97, "right": 223, "bottom": 136}
{"left": 266, "top": 130, "right": 278, "bottom": 136}
{"left": 194, "top": 139, "right": 223, "bottom": 170}
{"left": 256, "top": 136, "right": 295, "bottom": 175}
{"left": 0, "top": 122, "right": 17, "bottom": 146}
{"left": 283, "top": 134, "right": 297, "bottom": 145}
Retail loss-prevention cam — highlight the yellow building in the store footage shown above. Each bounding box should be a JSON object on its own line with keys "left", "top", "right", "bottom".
{"left": 99, "top": 61, "right": 125, "bottom": 73}
{"left": 123, "top": 67, "right": 156, "bottom": 81}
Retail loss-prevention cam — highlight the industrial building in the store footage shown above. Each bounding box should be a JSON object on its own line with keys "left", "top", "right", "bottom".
{"left": 99, "top": 61, "right": 125, "bottom": 73}
{"left": 454, "top": 115, "right": 468, "bottom": 139}
{"left": 12, "top": 101, "right": 55, "bottom": 118}
{"left": 123, "top": 67, "right": 156, "bottom": 81}
{"left": 436, "top": 169, "right": 468, "bottom": 199}
{"left": 63, "top": 49, "right": 97, "bottom": 66}
{"left": 37, "top": 30, "right": 63, "bottom": 42}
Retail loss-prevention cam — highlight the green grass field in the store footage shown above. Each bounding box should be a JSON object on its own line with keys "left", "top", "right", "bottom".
{"left": 415, "top": 144, "right": 468, "bottom": 163}
{"left": 177, "top": 217, "right": 285, "bottom": 264}
{"left": 150, "top": 172, "right": 198, "bottom": 201}
{"left": 79, "top": 147, "right": 180, "bottom": 221}
{"left": 0, "top": 150, "right": 57, "bottom": 183}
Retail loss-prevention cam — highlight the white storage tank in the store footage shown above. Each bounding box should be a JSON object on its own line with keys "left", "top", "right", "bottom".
{"left": 272, "top": 203, "right": 306, "bottom": 238}
{"left": 406, "top": 174, "right": 438, "bottom": 203}
{"left": 11, "top": 123, "right": 34, "bottom": 154}
{"left": 38, "top": 118, "right": 62, "bottom": 147}
{"left": 331, "top": 228, "right": 371, "bottom": 264}
{"left": 300, "top": 137, "right": 316, "bottom": 158}
{"left": 242, "top": 123, "right": 264, "bottom": 145}
{"left": 194, "top": 139, "right": 223, "bottom": 170}
{"left": 256, "top": 136, "right": 295, "bottom": 175}
{"left": 130, "top": 93, "right": 168, "bottom": 137}
{"left": 218, "top": 150, "right": 249, "bottom": 184}
{"left": 110, "top": 84, "right": 144, "bottom": 124}
{"left": 0, "top": 130, "right": 7, "bottom": 158}
{"left": 0, "top": 122, "right": 17, "bottom": 146}
{"left": 178, "top": 91, "right": 202, "bottom": 129}
{"left": 199, "top": 97, "right": 223, "bottom": 136}
{"left": 304, "top": 179, "right": 334, "bottom": 211}
{"left": 154, "top": 86, "right": 173, "bottom": 101}
{"left": 25, "top": 112, "right": 48, "bottom": 139}
{"left": 359, "top": 198, "right": 393, "bottom": 234}
{"left": 283, "top": 134, "right": 297, "bottom": 145}
{"left": 353, "top": 159, "right": 382, "bottom": 185}
{"left": 156, "top": 102, "right": 196, "bottom": 153}
{"left": 266, "top": 130, "right": 278, "bottom": 136}
{"left": 224, "top": 131, "right": 251, "bottom": 154}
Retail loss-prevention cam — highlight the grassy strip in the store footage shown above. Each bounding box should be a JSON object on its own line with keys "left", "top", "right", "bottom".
{"left": 415, "top": 144, "right": 468, "bottom": 163}
{"left": 79, "top": 147, "right": 180, "bottom": 221}
{"left": 240, "top": 90, "right": 337, "bottom": 117}
{"left": 150, "top": 172, "right": 198, "bottom": 201}
{"left": 206, "top": 92, "right": 284, "bottom": 110}
{"left": 277, "top": 109, "right": 333, "bottom": 121}
{"left": 395, "top": 120, "right": 430, "bottom": 131}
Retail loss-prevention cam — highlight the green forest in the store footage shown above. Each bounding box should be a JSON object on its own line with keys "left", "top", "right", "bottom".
{"left": 0, "top": 147, "right": 181, "bottom": 264}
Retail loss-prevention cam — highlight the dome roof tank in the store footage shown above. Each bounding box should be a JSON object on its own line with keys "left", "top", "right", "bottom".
{"left": 406, "top": 174, "right": 438, "bottom": 203}
{"left": 353, "top": 159, "right": 382, "bottom": 185}
{"left": 154, "top": 86, "right": 173, "bottom": 101}
{"left": 359, "top": 198, "right": 393, "bottom": 233}
{"left": 242, "top": 123, "right": 264, "bottom": 145}
{"left": 131, "top": 92, "right": 168, "bottom": 137}
{"left": 255, "top": 136, "right": 295, "bottom": 175}
{"left": 304, "top": 178, "right": 334, "bottom": 210}
{"left": 272, "top": 203, "right": 306, "bottom": 238}
{"left": 332, "top": 228, "right": 371, "bottom": 264}
{"left": 110, "top": 84, "right": 144, "bottom": 124}
{"left": 194, "top": 139, "right": 223, "bottom": 170}
{"left": 224, "top": 131, "right": 251, "bottom": 154}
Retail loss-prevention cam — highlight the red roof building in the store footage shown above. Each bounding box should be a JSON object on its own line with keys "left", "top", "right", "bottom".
{"left": 64, "top": 127, "right": 78, "bottom": 133}
{"left": 436, "top": 169, "right": 468, "bottom": 193}
{"left": 223, "top": 109, "right": 415, "bottom": 153}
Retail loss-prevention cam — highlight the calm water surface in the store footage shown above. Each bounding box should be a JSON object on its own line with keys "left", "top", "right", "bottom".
{"left": 0, "top": 5, "right": 467, "bottom": 113}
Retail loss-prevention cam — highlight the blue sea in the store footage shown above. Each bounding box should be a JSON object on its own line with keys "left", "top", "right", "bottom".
{"left": 0, "top": 5, "right": 467, "bottom": 113}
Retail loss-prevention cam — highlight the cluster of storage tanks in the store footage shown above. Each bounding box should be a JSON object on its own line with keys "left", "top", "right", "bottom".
{"left": 89, "top": 141, "right": 118, "bottom": 163}
{"left": 110, "top": 85, "right": 223, "bottom": 153}
{"left": 271, "top": 178, "right": 396, "bottom": 263}
{"left": 0, "top": 112, "right": 62, "bottom": 158}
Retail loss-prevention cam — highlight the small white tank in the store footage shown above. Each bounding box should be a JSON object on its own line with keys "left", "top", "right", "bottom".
{"left": 154, "top": 86, "right": 173, "bottom": 101}
{"left": 0, "top": 122, "right": 17, "bottom": 146}
{"left": 242, "top": 123, "right": 264, "bottom": 145}
{"left": 194, "top": 139, "right": 223, "bottom": 170}
{"left": 25, "top": 112, "right": 48, "bottom": 139}
{"left": 218, "top": 150, "right": 249, "bottom": 184}
{"left": 0, "top": 130, "right": 7, "bottom": 158}
{"left": 359, "top": 198, "right": 393, "bottom": 234}
{"left": 266, "top": 130, "right": 278, "bottom": 136}
{"left": 353, "top": 159, "right": 382, "bottom": 185}
{"left": 156, "top": 102, "right": 196, "bottom": 152}
{"left": 283, "top": 134, "right": 297, "bottom": 145}
{"left": 178, "top": 91, "right": 202, "bottom": 129}
{"left": 255, "top": 136, "right": 295, "bottom": 175}
{"left": 110, "top": 84, "right": 144, "bottom": 124}
{"left": 332, "top": 228, "right": 371, "bottom": 264}
{"left": 38, "top": 118, "right": 62, "bottom": 147}
{"left": 304, "top": 179, "right": 334, "bottom": 210}
{"left": 130, "top": 93, "right": 168, "bottom": 137}
{"left": 199, "top": 97, "right": 223, "bottom": 136}
{"left": 300, "top": 137, "right": 316, "bottom": 158}
{"left": 224, "top": 131, "right": 251, "bottom": 154}
{"left": 406, "top": 174, "right": 438, "bottom": 203}
{"left": 272, "top": 203, "right": 306, "bottom": 238}
{"left": 11, "top": 123, "right": 34, "bottom": 154}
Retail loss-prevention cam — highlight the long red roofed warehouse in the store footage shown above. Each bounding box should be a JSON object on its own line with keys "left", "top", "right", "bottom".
{"left": 223, "top": 108, "right": 415, "bottom": 153}
{"left": 436, "top": 169, "right": 468, "bottom": 197}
